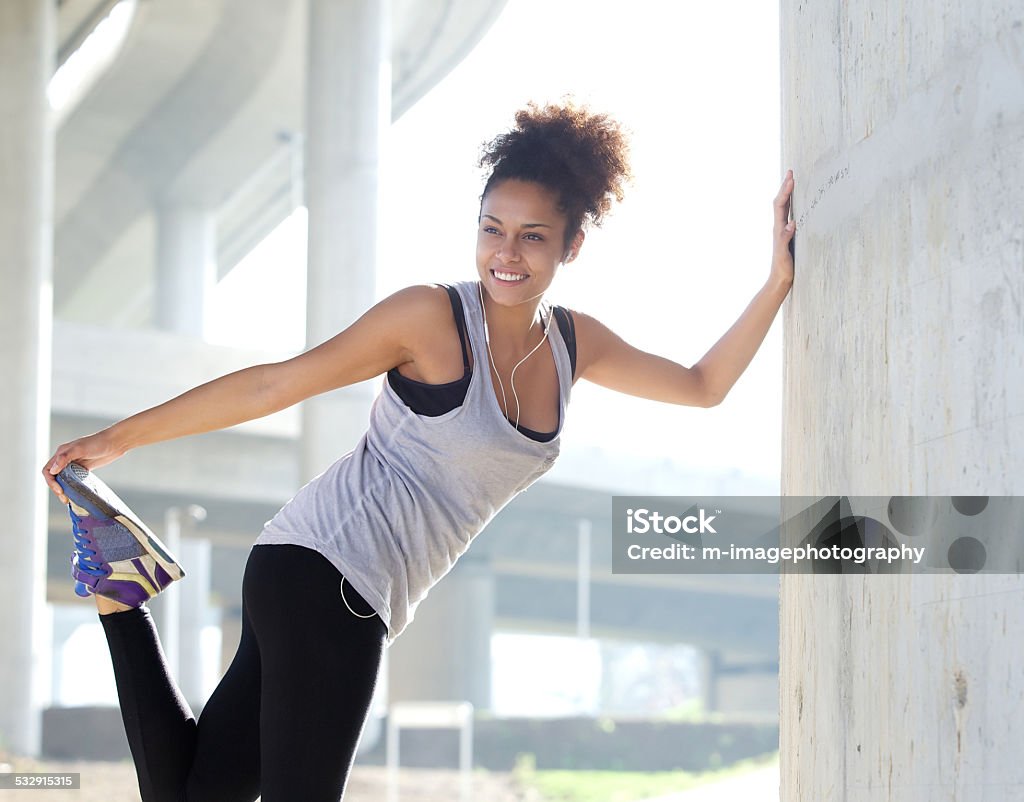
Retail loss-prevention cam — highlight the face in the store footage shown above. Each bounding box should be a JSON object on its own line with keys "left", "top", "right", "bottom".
{"left": 476, "top": 178, "right": 583, "bottom": 308}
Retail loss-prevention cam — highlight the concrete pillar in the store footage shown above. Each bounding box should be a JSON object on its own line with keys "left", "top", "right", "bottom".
{"left": 155, "top": 204, "right": 216, "bottom": 337}
{"left": 50, "top": 616, "right": 71, "bottom": 706}
{"left": 219, "top": 609, "right": 243, "bottom": 677}
{"left": 149, "top": 506, "right": 205, "bottom": 695}
{"left": 149, "top": 511, "right": 182, "bottom": 680}
{"left": 301, "top": 0, "right": 390, "bottom": 480}
{"left": 780, "top": 3, "right": 1024, "bottom": 799}
{"left": 0, "top": 0, "right": 55, "bottom": 756}
{"left": 709, "top": 652, "right": 779, "bottom": 718}
{"left": 50, "top": 608, "right": 88, "bottom": 707}
{"left": 178, "top": 538, "right": 214, "bottom": 711}
{"left": 388, "top": 554, "right": 494, "bottom": 710}
{"left": 701, "top": 649, "right": 720, "bottom": 715}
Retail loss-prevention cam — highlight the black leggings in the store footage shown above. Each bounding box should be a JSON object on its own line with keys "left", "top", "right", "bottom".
{"left": 99, "top": 544, "right": 387, "bottom": 802}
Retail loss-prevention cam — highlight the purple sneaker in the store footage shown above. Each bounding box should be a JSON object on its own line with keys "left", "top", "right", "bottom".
{"left": 55, "top": 462, "right": 185, "bottom": 607}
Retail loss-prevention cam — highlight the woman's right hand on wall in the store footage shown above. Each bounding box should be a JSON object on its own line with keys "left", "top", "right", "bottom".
{"left": 42, "top": 429, "right": 127, "bottom": 504}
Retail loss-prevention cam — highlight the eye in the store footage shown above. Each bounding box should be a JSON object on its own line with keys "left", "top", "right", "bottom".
{"left": 524, "top": 233, "right": 544, "bottom": 242}
{"left": 482, "top": 225, "right": 501, "bottom": 236}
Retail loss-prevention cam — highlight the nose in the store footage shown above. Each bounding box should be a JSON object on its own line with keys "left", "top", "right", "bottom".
{"left": 496, "top": 238, "right": 520, "bottom": 264}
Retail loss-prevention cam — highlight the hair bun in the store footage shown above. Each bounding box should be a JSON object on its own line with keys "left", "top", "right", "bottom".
{"left": 479, "top": 100, "right": 632, "bottom": 246}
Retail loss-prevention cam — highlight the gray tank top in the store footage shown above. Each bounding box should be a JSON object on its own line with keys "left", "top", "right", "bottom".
{"left": 253, "top": 279, "right": 572, "bottom": 646}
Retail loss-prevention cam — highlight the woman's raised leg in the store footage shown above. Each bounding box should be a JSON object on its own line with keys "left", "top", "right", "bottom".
{"left": 99, "top": 604, "right": 199, "bottom": 802}
{"left": 99, "top": 579, "right": 263, "bottom": 801}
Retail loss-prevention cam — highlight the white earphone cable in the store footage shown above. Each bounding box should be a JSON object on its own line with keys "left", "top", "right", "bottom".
{"left": 478, "top": 281, "right": 550, "bottom": 430}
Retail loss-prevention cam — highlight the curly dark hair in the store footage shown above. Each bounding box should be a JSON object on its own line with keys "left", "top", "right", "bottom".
{"left": 478, "top": 101, "right": 632, "bottom": 251}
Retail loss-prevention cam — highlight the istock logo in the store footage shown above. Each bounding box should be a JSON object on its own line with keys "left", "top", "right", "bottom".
{"left": 626, "top": 507, "right": 719, "bottom": 535}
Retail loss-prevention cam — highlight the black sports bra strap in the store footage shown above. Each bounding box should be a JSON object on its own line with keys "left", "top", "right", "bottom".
{"left": 552, "top": 305, "right": 577, "bottom": 380}
{"left": 440, "top": 284, "right": 471, "bottom": 370}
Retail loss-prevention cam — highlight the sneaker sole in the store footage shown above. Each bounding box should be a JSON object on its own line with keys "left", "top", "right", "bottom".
{"left": 56, "top": 462, "right": 185, "bottom": 584}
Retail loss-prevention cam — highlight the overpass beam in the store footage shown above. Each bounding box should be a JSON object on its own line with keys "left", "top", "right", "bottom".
{"left": 301, "top": 0, "right": 390, "bottom": 478}
{"left": 0, "top": 0, "right": 56, "bottom": 757}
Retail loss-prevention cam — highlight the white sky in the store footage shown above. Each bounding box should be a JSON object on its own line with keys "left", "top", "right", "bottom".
{"left": 209, "top": 0, "right": 786, "bottom": 483}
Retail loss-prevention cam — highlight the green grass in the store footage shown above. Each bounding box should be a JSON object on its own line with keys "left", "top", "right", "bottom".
{"left": 511, "top": 751, "right": 779, "bottom": 802}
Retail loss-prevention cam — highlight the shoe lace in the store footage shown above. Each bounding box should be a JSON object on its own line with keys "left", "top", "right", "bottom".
{"left": 69, "top": 506, "right": 107, "bottom": 576}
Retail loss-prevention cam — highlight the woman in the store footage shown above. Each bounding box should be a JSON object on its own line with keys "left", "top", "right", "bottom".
{"left": 42, "top": 102, "right": 796, "bottom": 802}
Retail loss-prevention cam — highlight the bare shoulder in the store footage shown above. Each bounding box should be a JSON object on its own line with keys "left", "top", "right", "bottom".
{"left": 545, "top": 306, "right": 594, "bottom": 381}
{"left": 555, "top": 307, "right": 608, "bottom": 366}
{"left": 383, "top": 283, "right": 457, "bottom": 342}
{"left": 558, "top": 306, "right": 596, "bottom": 332}
{"left": 550, "top": 306, "right": 709, "bottom": 406}
{"left": 263, "top": 282, "right": 462, "bottom": 405}
{"left": 384, "top": 283, "right": 451, "bottom": 316}
{"left": 555, "top": 307, "right": 651, "bottom": 384}
{"left": 378, "top": 283, "right": 469, "bottom": 378}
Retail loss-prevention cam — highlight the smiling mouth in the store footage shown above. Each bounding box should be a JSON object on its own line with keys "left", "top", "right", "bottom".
{"left": 491, "top": 269, "right": 527, "bottom": 282}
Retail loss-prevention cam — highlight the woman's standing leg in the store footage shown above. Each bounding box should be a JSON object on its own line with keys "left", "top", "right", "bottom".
{"left": 184, "top": 594, "right": 262, "bottom": 801}
{"left": 243, "top": 544, "right": 387, "bottom": 802}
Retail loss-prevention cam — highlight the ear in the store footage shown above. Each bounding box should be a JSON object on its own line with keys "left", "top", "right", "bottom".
{"left": 563, "top": 230, "right": 586, "bottom": 264}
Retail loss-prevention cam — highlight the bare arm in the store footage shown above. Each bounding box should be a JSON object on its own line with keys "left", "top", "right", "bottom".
{"left": 691, "top": 277, "right": 791, "bottom": 405}
{"left": 42, "top": 284, "right": 440, "bottom": 500}
{"left": 574, "top": 170, "right": 797, "bottom": 407}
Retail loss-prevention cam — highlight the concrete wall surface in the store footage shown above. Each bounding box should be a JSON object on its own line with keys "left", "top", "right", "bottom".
{"left": 779, "top": 2, "right": 1023, "bottom": 800}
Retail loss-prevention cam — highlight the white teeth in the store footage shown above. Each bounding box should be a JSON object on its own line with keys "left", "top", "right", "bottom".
{"left": 494, "top": 270, "right": 526, "bottom": 282}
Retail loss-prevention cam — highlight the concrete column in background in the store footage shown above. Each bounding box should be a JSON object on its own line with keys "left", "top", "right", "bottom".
{"left": 702, "top": 650, "right": 778, "bottom": 718}
{"left": 149, "top": 511, "right": 183, "bottom": 680}
{"left": 779, "top": 3, "right": 1024, "bottom": 799}
{"left": 149, "top": 505, "right": 205, "bottom": 696}
{"left": 178, "top": 537, "right": 214, "bottom": 711}
{"left": 50, "top": 614, "right": 81, "bottom": 707}
{"left": 701, "top": 649, "right": 720, "bottom": 715}
{"left": 219, "top": 609, "right": 243, "bottom": 677}
{"left": 301, "top": 0, "right": 390, "bottom": 480}
{"left": 155, "top": 204, "right": 217, "bottom": 336}
{"left": 0, "top": 0, "right": 56, "bottom": 757}
{"left": 387, "top": 554, "right": 494, "bottom": 710}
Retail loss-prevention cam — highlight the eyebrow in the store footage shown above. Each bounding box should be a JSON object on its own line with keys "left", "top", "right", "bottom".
{"left": 481, "top": 214, "right": 552, "bottom": 229}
